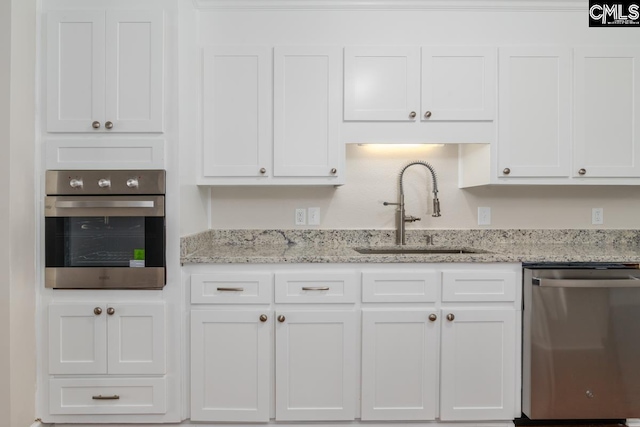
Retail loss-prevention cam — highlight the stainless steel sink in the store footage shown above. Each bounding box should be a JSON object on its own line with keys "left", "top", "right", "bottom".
{"left": 353, "top": 246, "right": 490, "bottom": 255}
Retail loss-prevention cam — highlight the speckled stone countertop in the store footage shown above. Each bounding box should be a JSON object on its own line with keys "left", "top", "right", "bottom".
{"left": 181, "top": 229, "right": 640, "bottom": 264}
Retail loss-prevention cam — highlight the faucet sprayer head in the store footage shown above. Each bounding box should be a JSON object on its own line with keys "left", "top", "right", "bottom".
{"left": 432, "top": 198, "right": 441, "bottom": 217}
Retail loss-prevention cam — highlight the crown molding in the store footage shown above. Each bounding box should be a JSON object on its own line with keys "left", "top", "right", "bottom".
{"left": 192, "top": 0, "right": 586, "bottom": 12}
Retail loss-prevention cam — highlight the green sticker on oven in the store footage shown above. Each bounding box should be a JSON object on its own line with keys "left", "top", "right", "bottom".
{"left": 134, "top": 249, "right": 145, "bottom": 260}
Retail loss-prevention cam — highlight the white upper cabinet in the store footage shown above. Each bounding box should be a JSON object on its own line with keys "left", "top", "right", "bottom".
{"left": 199, "top": 45, "right": 344, "bottom": 185}
{"left": 273, "top": 46, "right": 342, "bottom": 178}
{"left": 202, "top": 46, "right": 270, "bottom": 178}
{"left": 497, "top": 47, "right": 572, "bottom": 178}
{"left": 421, "top": 47, "right": 496, "bottom": 121}
{"left": 345, "top": 46, "right": 495, "bottom": 123}
{"left": 573, "top": 46, "right": 640, "bottom": 178}
{"left": 46, "top": 9, "right": 164, "bottom": 133}
{"left": 344, "top": 46, "right": 421, "bottom": 121}
{"left": 342, "top": 46, "right": 496, "bottom": 144}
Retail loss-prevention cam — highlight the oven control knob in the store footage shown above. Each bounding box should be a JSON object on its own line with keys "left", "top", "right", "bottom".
{"left": 126, "top": 178, "right": 139, "bottom": 188}
{"left": 98, "top": 178, "right": 111, "bottom": 188}
{"left": 69, "top": 178, "right": 83, "bottom": 189}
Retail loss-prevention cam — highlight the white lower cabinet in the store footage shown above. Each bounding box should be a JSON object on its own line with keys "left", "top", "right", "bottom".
{"left": 190, "top": 310, "right": 271, "bottom": 422}
{"left": 48, "top": 302, "right": 166, "bottom": 375}
{"left": 361, "top": 309, "right": 439, "bottom": 420}
{"left": 275, "top": 310, "right": 356, "bottom": 421}
{"left": 46, "top": 302, "right": 167, "bottom": 418}
{"left": 187, "top": 264, "right": 521, "bottom": 425}
{"left": 360, "top": 268, "right": 520, "bottom": 422}
{"left": 189, "top": 270, "right": 357, "bottom": 423}
{"left": 439, "top": 308, "right": 516, "bottom": 420}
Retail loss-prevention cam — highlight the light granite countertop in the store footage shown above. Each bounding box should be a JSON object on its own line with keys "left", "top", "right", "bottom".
{"left": 181, "top": 229, "right": 640, "bottom": 264}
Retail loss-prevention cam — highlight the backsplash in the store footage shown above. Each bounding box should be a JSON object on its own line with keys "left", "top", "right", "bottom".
{"left": 204, "top": 145, "right": 640, "bottom": 231}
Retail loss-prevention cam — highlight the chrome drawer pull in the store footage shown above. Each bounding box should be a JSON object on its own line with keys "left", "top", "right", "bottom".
{"left": 217, "top": 287, "right": 244, "bottom": 292}
{"left": 92, "top": 395, "right": 120, "bottom": 400}
{"left": 302, "top": 286, "right": 330, "bottom": 291}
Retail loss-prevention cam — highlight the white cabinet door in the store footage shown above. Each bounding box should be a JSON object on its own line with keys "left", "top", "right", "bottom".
{"left": 275, "top": 310, "right": 356, "bottom": 421}
{"left": 361, "top": 310, "right": 438, "bottom": 421}
{"left": 421, "top": 47, "right": 496, "bottom": 121}
{"left": 46, "top": 10, "right": 105, "bottom": 132}
{"left": 344, "top": 46, "right": 420, "bottom": 121}
{"left": 49, "top": 303, "right": 107, "bottom": 375}
{"left": 106, "top": 303, "right": 165, "bottom": 375}
{"left": 46, "top": 9, "right": 164, "bottom": 133}
{"left": 202, "top": 46, "right": 270, "bottom": 177}
{"left": 498, "top": 47, "right": 571, "bottom": 178}
{"left": 49, "top": 303, "right": 165, "bottom": 376}
{"left": 574, "top": 46, "right": 640, "bottom": 178}
{"left": 440, "top": 308, "right": 516, "bottom": 421}
{"left": 191, "top": 310, "right": 271, "bottom": 422}
{"left": 273, "top": 46, "right": 342, "bottom": 178}
{"left": 105, "top": 10, "right": 164, "bottom": 132}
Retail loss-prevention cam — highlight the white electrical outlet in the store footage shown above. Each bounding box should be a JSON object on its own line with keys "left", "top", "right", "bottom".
{"left": 478, "top": 207, "right": 491, "bottom": 226}
{"left": 295, "top": 208, "right": 306, "bottom": 225}
{"left": 592, "top": 208, "right": 604, "bottom": 225}
{"left": 308, "top": 207, "right": 320, "bottom": 225}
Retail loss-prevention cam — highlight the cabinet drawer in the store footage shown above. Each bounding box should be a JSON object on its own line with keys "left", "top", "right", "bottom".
{"left": 191, "top": 273, "right": 272, "bottom": 304}
{"left": 362, "top": 271, "right": 439, "bottom": 302}
{"left": 49, "top": 377, "right": 166, "bottom": 415}
{"left": 275, "top": 272, "right": 357, "bottom": 303}
{"left": 442, "top": 271, "right": 517, "bottom": 302}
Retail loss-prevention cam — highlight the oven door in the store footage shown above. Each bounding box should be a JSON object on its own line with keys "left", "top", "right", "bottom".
{"left": 44, "top": 196, "right": 165, "bottom": 289}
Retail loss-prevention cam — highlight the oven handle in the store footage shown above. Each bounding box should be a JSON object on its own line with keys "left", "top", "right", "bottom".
{"left": 532, "top": 276, "right": 640, "bottom": 288}
{"left": 55, "top": 200, "right": 155, "bottom": 209}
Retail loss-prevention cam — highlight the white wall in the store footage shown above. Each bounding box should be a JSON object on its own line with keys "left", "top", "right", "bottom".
{"left": 197, "top": 6, "right": 640, "bottom": 231}
{"left": 0, "top": 0, "right": 12, "bottom": 420}
{"left": 209, "top": 144, "right": 640, "bottom": 230}
{"left": 0, "top": 0, "right": 37, "bottom": 425}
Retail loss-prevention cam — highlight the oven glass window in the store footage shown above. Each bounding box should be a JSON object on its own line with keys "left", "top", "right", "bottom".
{"left": 45, "top": 216, "right": 165, "bottom": 268}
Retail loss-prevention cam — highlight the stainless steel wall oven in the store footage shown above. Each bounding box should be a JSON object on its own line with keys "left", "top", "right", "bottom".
{"left": 44, "top": 170, "right": 166, "bottom": 289}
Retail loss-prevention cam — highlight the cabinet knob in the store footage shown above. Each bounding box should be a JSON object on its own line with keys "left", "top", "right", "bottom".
{"left": 409, "top": 111, "right": 417, "bottom": 119}
{"left": 277, "top": 315, "right": 286, "bottom": 323}
{"left": 92, "top": 121, "right": 101, "bottom": 129}
{"left": 578, "top": 168, "right": 586, "bottom": 175}
{"left": 259, "top": 168, "right": 267, "bottom": 174}
{"left": 424, "top": 111, "right": 432, "bottom": 118}
{"left": 428, "top": 313, "right": 437, "bottom": 322}
{"left": 94, "top": 307, "right": 102, "bottom": 315}
{"left": 330, "top": 168, "right": 337, "bottom": 174}
{"left": 107, "top": 307, "right": 115, "bottom": 315}
{"left": 502, "top": 168, "right": 511, "bottom": 175}
{"left": 446, "top": 313, "right": 455, "bottom": 321}
{"left": 105, "top": 121, "right": 113, "bottom": 129}
{"left": 259, "top": 314, "right": 268, "bottom": 322}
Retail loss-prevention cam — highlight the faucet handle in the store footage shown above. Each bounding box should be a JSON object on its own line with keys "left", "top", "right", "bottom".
{"left": 383, "top": 201, "right": 400, "bottom": 206}
{"left": 405, "top": 215, "right": 421, "bottom": 223}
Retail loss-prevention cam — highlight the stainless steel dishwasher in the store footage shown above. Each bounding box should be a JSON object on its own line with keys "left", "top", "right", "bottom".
{"left": 523, "top": 263, "right": 640, "bottom": 420}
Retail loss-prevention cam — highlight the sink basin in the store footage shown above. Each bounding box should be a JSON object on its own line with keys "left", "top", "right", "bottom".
{"left": 353, "top": 246, "right": 489, "bottom": 255}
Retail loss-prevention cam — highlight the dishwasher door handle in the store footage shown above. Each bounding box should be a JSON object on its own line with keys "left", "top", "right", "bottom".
{"left": 533, "top": 276, "right": 640, "bottom": 288}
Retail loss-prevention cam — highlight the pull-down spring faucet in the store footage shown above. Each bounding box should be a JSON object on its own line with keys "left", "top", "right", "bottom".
{"left": 383, "top": 160, "right": 441, "bottom": 245}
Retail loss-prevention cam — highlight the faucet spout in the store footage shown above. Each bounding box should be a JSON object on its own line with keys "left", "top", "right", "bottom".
{"left": 384, "top": 160, "right": 441, "bottom": 245}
